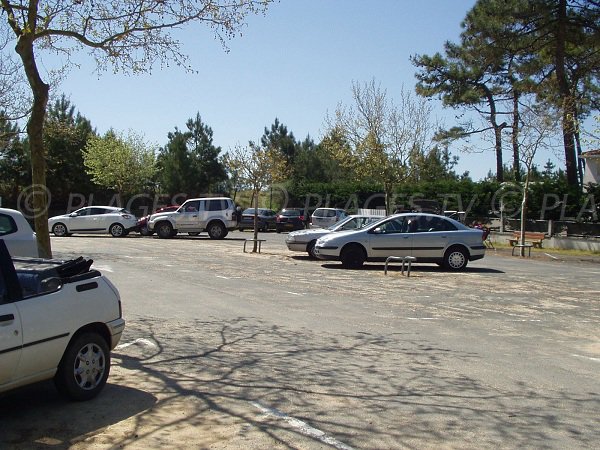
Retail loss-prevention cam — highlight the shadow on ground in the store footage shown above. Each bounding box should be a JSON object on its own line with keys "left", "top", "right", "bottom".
{"left": 0, "top": 382, "right": 156, "bottom": 449}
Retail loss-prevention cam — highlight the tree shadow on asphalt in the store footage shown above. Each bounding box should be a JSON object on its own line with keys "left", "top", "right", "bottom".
{"left": 3, "top": 316, "right": 597, "bottom": 448}
{"left": 5, "top": 316, "right": 591, "bottom": 449}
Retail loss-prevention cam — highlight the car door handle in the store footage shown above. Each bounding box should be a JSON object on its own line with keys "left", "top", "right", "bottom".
{"left": 0, "top": 314, "right": 15, "bottom": 323}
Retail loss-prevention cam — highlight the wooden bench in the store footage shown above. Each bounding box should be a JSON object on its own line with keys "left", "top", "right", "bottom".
{"left": 508, "top": 232, "right": 546, "bottom": 249}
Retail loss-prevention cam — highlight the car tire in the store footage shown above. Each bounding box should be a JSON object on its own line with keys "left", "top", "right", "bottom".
{"left": 443, "top": 246, "right": 469, "bottom": 271}
{"left": 156, "top": 222, "right": 174, "bottom": 239}
{"left": 140, "top": 226, "right": 153, "bottom": 236}
{"left": 109, "top": 223, "right": 125, "bottom": 237}
{"left": 54, "top": 332, "right": 110, "bottom": 401}
{"left": 52, "top": 223, "right": 69, "bottom": 237}
{"left": 207, "top": 221, "right": 226, "bottom": 240}
{"left": 307, "top": 240, "right": 317, "bottom": 259}
{"left": 188, "top": 232, "right": 200, "bottom": 236}
{"left": 340, "top": 244, "right": 366, "bottom": 269}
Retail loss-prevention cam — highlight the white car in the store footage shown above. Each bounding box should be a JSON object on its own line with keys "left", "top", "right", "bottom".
{"left": 49, "top": 206, "right": 137, "bottom": 237}
{"left": 310, "top": 208, "right": 348, "bottom": 228}
{"left": 147, "top": 197, "right": 238, "bottom": 239}
{"left": 0, "top": 239, "right": 125, "bottom": 400}
{"left": 286, "top": 214, "right": 384, "bottom": 258}
{"left": 314, "top": 213, "right": 486, "bottom": 270}
{"left": 0, "top": 208, "right": 39, "bottom": 257}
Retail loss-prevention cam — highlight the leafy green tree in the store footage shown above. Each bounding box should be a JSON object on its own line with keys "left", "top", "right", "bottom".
{"left": 83, "top": 130, "right": 157, "bottom": 204}
{"left": 1, "top": 0, "right": 273, "bottom": 257}
{"left": 44, "top": 95, "right": 96, "bottom": 205}
{"left": 261, "top": 118, "right": 298, "bottom": 165}
{"left": 157, "top": 113, "right": 227, "bottom": 197}
{"left": 0, "top": 113, "right": 29, "bottom": 205}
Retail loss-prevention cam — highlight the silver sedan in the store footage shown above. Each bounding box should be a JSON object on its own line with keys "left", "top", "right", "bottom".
{"left": 314, "top": 213, "right": 486, "bottom": 270}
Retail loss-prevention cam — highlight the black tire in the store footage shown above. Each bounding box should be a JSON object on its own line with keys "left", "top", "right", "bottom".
{"left": 443, "top": 246, "right": 469, "bottom": 271}
{"left": 156, "top": 222, "right": 174, "bottom": 239}
{"left": 307, "top": 240, "right": 317, "bottom": 259}
{"left": 140, "top": 226, "right": 153, "bottom": 236}
{"left": 54, "top": 332, "right": 110, "bottom": 401}
{"left": 207, "top": 221, "right": 226, "bottom": 240}
{"left": 109, "top": 223, "right": 125, "bottom": 237}
{"left": 340, "top": 244, "right": 366, "bottom": 269}
{"left": 52, "top": 223, "right": 69, "bottom": 237}
{"left": 188, "top": 232, "right": 200, "bottom": 236}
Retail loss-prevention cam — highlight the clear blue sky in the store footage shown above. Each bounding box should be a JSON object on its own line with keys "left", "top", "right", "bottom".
{"left": 42, "top": 0, "right": 566, "bottom": 180}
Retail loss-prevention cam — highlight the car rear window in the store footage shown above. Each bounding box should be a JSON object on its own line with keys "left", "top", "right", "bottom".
{"left": 281, "top": 209, "right": 302, "bottom": 216}
{"left": 0, "top": 214, "right": 17, "bottom": 236}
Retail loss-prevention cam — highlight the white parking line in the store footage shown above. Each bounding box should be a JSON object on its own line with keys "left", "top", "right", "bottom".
{"left": 115, "top": 338, "right": 157, "bottom": 350}
{"left": 251, "top": 401, "right": 354, "bottom": 450}
{"left": 286, "top": 291, "right": 303, "bottom": 296}
{"left": 572, "top": 354, "right": 600, "bottom": 362}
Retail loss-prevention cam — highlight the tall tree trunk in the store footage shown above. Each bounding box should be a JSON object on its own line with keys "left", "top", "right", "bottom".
{"left": 484, "top": 86, "right": 504, "bottom": 182}
{"left": 15, "top": 34, "right": 52, "bottom": 258}
{"left": 555, "top": 0, "right": 578, "bottom": 186}
{"left": 512, "top": 92, "right": 521, "bottom": 182}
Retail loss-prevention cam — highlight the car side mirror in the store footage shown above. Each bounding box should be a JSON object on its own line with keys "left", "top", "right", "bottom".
{"left": 69, "top": 212, "right": 77, "bottom": 217}
{"left": 371, "top": 227, "right": 383, "bottom": 234}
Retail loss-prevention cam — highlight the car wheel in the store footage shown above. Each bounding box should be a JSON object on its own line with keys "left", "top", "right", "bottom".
{"left": 188, "top": 232, "right": 200, "bottom": 236}
{"left": 157, "top": 222, "right": 174, "bottom": 239}
{"left": 443, "top": 246, "right": 469, "bottom": 271}
{"left": 340, "top": 244, "right": 366, "bottom": 269}
{"left": 109, "top": 223, "right": 125, "bottom": 237}
{"left": 207, "top": 221, "right": 226, "bottom": 240}
{"left": 140, "top": 226, "right": 153, "bottom": 236}
{"left": 307, "top": 240, "right": 317, "bottom": 259}
{"left": 54, "top": 332, "right": 110, "bottom": 401}
{"left": 52, "top": 223, "right": 69, "bottom": 237}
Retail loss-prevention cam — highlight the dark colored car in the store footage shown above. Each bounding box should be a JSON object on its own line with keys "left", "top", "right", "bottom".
{"left": 276, "top": 208, "right": 306, "bottom": 233}
{"left": 136, "top": 205, "right": 179, "bottom": 236}
{"left": 238, "top": 208, "right": 277, "bottom": 232}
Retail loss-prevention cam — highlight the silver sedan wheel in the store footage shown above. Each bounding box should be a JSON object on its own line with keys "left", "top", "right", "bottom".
{"left": 444, "top": 248, "right": 468, "bottom": 270}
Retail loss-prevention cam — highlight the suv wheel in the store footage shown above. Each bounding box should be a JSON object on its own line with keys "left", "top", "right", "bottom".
{"left": 54, "top": 332, "right": 110, "bottom": 401}
{"left": 207, "top": 221, "right": 226, "bottom": 240}
{"left": 157, "top": 222, "right": 174, "bottom": 239}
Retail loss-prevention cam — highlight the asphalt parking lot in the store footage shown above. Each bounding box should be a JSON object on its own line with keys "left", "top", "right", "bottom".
{"left": 1, "top": 230, "right": 599, "bottom": 449}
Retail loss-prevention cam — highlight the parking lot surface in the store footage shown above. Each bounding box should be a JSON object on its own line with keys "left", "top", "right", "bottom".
{"left": 1, "top": 231, "right": 599, "bottom": 449}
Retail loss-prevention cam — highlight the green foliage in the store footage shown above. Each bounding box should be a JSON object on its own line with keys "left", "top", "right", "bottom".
{"left": 83, "top": 130, "right": 157, "bottom": 202}
{"left": 0, "top": 113, "right": 30, "bottom": 206}
{"left": 157, "top": 113, "right": 227, "bottom": 197}
{"left": 44, "top": 95, "right": 96, "bottom": 205}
